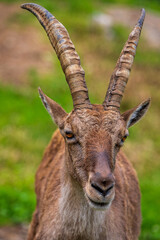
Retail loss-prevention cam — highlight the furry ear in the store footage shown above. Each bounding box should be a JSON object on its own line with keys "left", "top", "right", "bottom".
{"left": 38, "top": 88, "right": 68, "bottom": 127}
{"left": 122, "top": 98, "right": 151, "bottom": 128}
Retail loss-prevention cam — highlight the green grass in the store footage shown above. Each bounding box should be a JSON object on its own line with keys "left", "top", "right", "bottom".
{"left": 0, "top": 0, "right": 160, "bottom": 239}
{"left": 0, "top": 84, "right": 50, "bottom": 224}
{"left": 140, "top": 170, "right": 160, "bottom": 240}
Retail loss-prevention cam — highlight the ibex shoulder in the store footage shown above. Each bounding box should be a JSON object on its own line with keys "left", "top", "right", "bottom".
{"left": 35, "top": 129, "right": 65, "bottom": 201}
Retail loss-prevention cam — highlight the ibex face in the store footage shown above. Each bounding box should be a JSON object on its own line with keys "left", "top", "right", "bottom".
{"left": 63, "top": 107, "right": 121, "bottom": 209}
{"left": 39, "top": 88, "right": 149, "bottom": 210}
{"left": 22, "top": 3, "right": 150, "bottom": 211}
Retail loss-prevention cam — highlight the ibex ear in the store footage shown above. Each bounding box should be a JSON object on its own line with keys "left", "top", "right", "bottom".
{"left": 38, "top": 88, "right": 68, "bottom": 127}
{"left": 122, "top": 98, "right": 151, "bottom": 128}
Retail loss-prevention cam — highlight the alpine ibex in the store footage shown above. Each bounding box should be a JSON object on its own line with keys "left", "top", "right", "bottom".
{"left": 21, "top": 3, "right": 150, "bottom": 240}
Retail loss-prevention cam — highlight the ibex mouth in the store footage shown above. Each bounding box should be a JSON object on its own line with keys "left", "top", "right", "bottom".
{"left": 86, "top": 194, "right": 113, "bottom": 210}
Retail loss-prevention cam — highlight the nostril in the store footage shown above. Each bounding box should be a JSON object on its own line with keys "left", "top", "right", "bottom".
{"left": 91, "top": 182, "right": 114, "bottom": 197}
{"left": 91, "top": 183, "right": 104, "bottom": 195}
{"left": 106, "top": 184, "right": 114, "bottom": 194}
{"left": 104, "top": 184, "right": 114, "bottom": 196}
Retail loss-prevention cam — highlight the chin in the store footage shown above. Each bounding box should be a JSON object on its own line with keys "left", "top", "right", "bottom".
{"left": 85, "top": 192, "right": 115, "bottom": 211}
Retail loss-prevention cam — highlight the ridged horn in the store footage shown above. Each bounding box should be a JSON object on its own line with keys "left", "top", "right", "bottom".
{"left": 103, "top": 8, "right": 145, "bottom": 111}
{"left": 21, "top": 3, "right": 91, "bottom": 109}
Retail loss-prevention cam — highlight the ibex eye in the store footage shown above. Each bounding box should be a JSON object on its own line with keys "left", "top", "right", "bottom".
{"left": 121, "top": 135, "right": 127, "bottom": 143}
{"left": 66, "top": 132, "right": 74, "bottom": 139}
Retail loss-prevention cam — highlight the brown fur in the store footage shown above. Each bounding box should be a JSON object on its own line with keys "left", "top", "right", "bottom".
{"left": 27, "top": 106, "right": 144, "bottom": 240}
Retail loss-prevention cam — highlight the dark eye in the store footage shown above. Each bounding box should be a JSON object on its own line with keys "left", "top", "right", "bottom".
{"left": 120, "top": 135, "right": 128, "bottom": 145}
{"left": 65, "top": 131, "right": 74, "bottom": 140}
{"left": 122, "top": 135, "right": 127, "bottom": 142}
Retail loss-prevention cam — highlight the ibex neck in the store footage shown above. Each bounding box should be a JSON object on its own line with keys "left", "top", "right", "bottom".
{"left": 58, "top": 161, "right": 107, "bottom": 239}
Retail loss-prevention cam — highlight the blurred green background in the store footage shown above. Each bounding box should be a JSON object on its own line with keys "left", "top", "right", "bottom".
{"left": 0, "top": 0, "right": 160, "bottom": 239}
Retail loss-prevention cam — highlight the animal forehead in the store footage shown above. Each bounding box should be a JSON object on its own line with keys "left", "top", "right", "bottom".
{"left": 66, "top": 105, "right": 123, "bottom": 132}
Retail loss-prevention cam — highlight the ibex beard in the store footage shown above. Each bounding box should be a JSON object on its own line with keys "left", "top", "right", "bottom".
{"left": 21, "top": 3, "right": 150, "bottom": 240}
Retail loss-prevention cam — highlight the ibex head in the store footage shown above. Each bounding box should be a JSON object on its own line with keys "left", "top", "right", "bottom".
{"left": 22, "top": 4, "right": 150, "bottom": 210}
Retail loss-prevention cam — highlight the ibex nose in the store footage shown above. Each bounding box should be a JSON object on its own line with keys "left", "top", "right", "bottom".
{"left": 90, "top": 173, "right": 115, "bottom": 197}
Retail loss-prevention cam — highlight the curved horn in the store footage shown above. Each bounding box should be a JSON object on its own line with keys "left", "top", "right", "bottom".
{"left": 103, "top": 9, "right": 145, "bottom": 111}
{"left": 21, "top": 3, "right": 91, "bottom": 109}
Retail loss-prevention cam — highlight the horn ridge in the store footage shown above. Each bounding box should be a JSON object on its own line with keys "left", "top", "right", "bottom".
{"left": 21, "top": 3, "right": 91, "bottom": 109}
{"left": 103, "top": 8, "right": 145, "bottom": 111}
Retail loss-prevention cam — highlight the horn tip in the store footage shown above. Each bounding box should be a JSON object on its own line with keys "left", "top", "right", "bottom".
{"left": 138, "top": 8, "right": 145, "bottom": 27}
{"left": 144, "top": 97, "right": 151, "bottom": 105}
{"left": 21, "top": 3, "right": 45, "bottom": 12}
{"left": 21, "top": 3, "right": 54, "bottom": 28}
{"left": 21, "top": 3, "right": 34, "bottom": 10}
